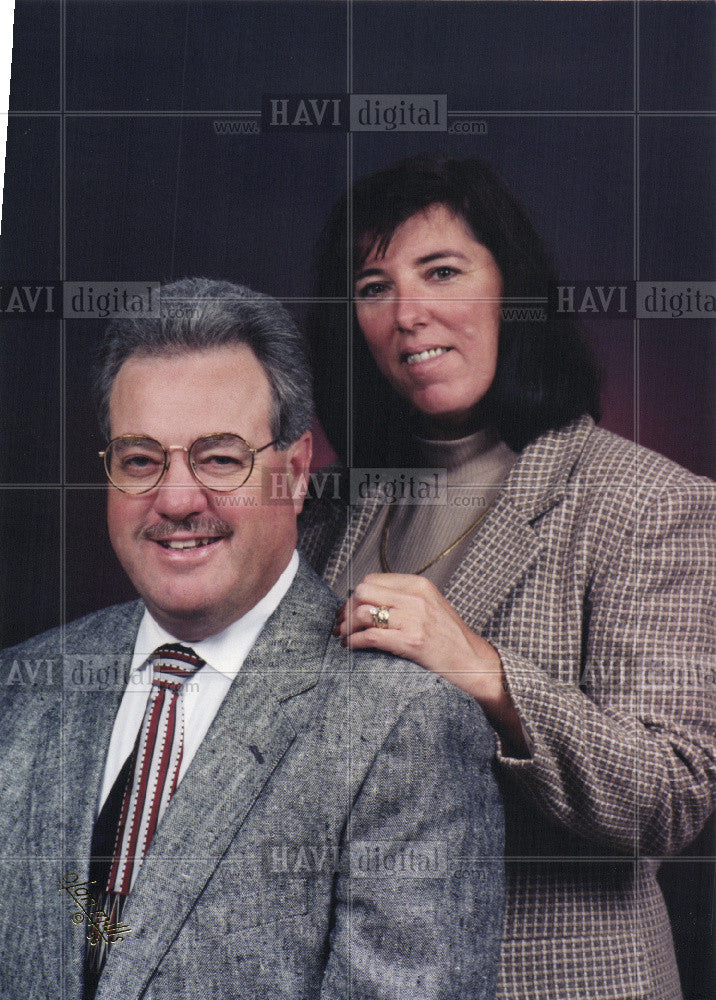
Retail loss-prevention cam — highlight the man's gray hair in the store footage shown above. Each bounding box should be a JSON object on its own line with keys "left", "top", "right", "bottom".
{"left": 95, "top": 277, "right": 313, "bottom": 448}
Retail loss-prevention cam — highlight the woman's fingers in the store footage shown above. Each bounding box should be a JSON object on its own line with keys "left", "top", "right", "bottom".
{"left": 336, "top": 599, "right": 400, "bottom": 635}
{"left": 341, "top": 623, "right": 414, "bottom": 659}
{"left": 332, "top": 574, "right": 517, "bottom": 738}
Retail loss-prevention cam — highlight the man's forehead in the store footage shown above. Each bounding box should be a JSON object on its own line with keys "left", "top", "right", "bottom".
{"left": 116, "top": 342, "right": 262, "bottom": 377}
{"left": 109, "top": 344, "right": 274, "bottom": 435}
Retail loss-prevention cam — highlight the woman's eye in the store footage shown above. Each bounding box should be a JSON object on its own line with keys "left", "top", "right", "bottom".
{"left": 355, "top": 281, "right": 389, "bottom": 299}
{"left": 430, "top": 266, "right": 459, "bottom": 280}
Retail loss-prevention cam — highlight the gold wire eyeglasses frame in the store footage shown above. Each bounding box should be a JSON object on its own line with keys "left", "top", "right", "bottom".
{"left": 99, "top": 433, "right": 279, "bottom": 495}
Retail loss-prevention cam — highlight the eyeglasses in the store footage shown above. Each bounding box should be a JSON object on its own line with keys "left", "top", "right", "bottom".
{"left": 99, "top": 433, "right": 278, "bottom": 494}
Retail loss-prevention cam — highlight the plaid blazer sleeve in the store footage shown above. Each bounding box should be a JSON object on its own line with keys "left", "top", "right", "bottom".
{"left": 494, "top": 467, "right": 716, "bottom": 856}
{"left": 299, "top": 425, "right": 715, "bottom": 861}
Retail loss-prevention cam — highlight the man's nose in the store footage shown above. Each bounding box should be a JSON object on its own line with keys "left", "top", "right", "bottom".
{"left": 151, "top": 450, "right": 210, "bottom": 518}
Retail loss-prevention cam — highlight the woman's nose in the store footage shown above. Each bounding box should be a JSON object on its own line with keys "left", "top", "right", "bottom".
{"left": 393, "top": 280, "right": 428, "bottom": 332}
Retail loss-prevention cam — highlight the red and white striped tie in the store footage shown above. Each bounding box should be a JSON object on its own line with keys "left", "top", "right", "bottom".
{"left": 84, "top": 644, "right": 204, "bottom": 988}
{"left": 107, "top": 642, "right": 205, "bottom": 896}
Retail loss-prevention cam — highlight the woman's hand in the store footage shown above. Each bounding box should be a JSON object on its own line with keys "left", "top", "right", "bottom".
{"left": 335, "top": 573, "right": 529, "bottom": 755}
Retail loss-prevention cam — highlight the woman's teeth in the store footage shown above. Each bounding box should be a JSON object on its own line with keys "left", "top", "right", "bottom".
{"left": 405, "top": 347, "right": 449, "bottom": 365}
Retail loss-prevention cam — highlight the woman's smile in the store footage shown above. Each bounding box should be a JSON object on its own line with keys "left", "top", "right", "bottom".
{"left": 403, "top": 345, "right": 452, "bottom": 366}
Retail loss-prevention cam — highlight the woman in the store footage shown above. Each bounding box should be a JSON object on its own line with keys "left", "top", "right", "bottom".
{"left": 299, "top": 155, "right": 715, "bottom": 1000}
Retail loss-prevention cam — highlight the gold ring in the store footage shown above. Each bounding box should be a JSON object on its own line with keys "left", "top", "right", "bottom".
{"left": 371, "top": 606, "right": 390, "bottom": 629}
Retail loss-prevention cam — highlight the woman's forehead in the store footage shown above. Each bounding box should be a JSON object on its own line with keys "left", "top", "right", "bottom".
{"left": 355, "top": 205, "right": 484, "bottom": 270}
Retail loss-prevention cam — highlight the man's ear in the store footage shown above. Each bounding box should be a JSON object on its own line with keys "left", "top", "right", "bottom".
{"left": 284, "top": 431, "right": 313, "bottom": 515}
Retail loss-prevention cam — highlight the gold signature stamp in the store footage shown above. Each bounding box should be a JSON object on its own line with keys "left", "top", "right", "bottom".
{"left": 58, "top": 872, "right": 131, "bottom": 946}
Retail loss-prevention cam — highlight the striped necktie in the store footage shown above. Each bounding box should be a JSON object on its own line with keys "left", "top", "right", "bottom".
{"left": 84, "top": 643, "right": 204, "bottom": 988}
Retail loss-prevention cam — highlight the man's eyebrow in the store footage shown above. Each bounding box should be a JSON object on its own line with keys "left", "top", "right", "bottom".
{"left": 355, "top": 250, "right": 469, "bottom": 281}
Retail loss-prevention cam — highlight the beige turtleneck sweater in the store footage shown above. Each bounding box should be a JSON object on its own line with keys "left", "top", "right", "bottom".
{"left": 332, "top": 429, "right": 518, "bottom": 598}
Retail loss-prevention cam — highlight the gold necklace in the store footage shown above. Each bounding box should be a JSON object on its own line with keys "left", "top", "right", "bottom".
{"left": 379, "top": 498, "right": 494, "bottom": 576}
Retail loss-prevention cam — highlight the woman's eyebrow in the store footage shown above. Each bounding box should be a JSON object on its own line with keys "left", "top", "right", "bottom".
{"left": 415, "top": 250, "right": 470, "bottom": 265}
{"left": 354, "top": 265, "right": 386, "bottom": 281}
{"left": 355, "top": 249, "right": 469, "bottom": 281}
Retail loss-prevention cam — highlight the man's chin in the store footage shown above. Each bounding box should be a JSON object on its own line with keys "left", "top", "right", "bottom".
{"left": 141, "top": 594, "right": 220, "bottom": 642}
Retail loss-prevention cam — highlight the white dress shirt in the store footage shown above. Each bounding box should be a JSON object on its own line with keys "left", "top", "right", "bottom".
{"left": 97, "top": 550, "right": 299, "bottom": 815}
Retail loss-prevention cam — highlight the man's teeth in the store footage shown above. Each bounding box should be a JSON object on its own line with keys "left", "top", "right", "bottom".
{"left": 405, "top": 347, "right": 449, "bottom": 366}
{"left": 160, "top": 538, "right": 218, "bottom": 550}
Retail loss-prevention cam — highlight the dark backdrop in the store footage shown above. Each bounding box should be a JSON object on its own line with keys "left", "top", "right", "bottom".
{"left": 1, "top": 3, "right": 713, "bottom": 995}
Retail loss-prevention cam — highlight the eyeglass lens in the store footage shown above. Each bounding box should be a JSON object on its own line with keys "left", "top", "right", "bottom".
{"left": 104, "top": 435, "right": 254, "bottom": 492}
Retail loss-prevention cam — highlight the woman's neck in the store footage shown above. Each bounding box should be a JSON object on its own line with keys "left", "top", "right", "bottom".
{"left": 413, "top": 409, "right": 487, "bottom": 441}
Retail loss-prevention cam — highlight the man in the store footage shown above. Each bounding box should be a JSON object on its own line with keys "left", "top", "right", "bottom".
{"left": 0, "top": 278, "right": 504, "bottom": 1000}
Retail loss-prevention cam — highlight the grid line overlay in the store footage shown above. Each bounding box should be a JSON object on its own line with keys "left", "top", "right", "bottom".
{"left": 59, "top": 1, "right": 67, "bottom": 997}
{"left": 632, "top": 0, "right": 640, "bottom": 979}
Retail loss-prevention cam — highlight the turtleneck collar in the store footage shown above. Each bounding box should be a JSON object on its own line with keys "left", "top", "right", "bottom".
{"left": 415, "top": 426, "right": 500, "bottom": 472}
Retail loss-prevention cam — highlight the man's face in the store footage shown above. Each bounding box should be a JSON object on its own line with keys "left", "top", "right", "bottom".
{"left": 106, "top": 345, "right": 312, "bottom": 641}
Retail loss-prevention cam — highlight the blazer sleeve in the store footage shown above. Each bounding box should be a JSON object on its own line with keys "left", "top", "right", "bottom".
{"left": 495, "top": 479, "right": 716, "bottom": 856}
{"left": 319, "top": 681, "right": 505, "bottom": 1000}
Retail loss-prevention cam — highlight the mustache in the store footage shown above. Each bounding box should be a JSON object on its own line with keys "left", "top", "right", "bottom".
{"left": 141, "top": 518, "right": 233, "bottom": 541}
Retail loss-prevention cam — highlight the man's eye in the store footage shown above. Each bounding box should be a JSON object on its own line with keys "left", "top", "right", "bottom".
{"left": 200, "top": 454, "right": 248, "bottom": 471}
{"left": 122, "top": 454, "right": 161, "bottom": 474}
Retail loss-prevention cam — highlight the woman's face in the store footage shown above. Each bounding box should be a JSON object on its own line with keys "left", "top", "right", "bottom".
{"left": 354, "top": 204, "right": 503, "bottom": 430}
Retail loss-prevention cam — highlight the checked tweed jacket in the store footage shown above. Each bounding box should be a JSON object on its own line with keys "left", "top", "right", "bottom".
{"left": 299, "top": 416, "right": 716, "bottom": 1000}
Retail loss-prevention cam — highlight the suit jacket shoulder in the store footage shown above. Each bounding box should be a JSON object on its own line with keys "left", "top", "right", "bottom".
{"left": 239, "top": 557, "right": 495, "bottom": 750}
{"left": 0, "top": 600, "right": 143, "bottom": 718}
{"left": 2, "top": 599, "right": 144, "bottom": 659}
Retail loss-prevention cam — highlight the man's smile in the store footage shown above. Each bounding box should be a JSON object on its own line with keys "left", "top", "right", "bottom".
{"left": 156, "top": 537, "right": 223, "bottom": 550}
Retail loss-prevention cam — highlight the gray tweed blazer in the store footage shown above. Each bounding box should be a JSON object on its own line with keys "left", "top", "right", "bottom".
{"left": 0, "top": 560, "right": 505, "bottom": 999}
{"left": 299, "top": 416, "right": 716, "bottom": 1000}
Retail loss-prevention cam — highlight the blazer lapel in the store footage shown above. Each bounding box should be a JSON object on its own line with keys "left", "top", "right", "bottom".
{"left": 446, "top": 417, "right": 594, "bottom": 631}
{"left": 99, "top": 563, "right": 333, "bottom": 1000}
{"left": 444, "top": 492, "right": 544, "bottom": 633}
{"left": 322, "top": 417, "right": 594, "bottom": 633}
{"left": 324, "top": 494, "right": 382, "bottom": 588}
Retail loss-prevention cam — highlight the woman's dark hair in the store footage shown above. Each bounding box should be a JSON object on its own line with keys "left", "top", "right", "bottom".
{"left": 306, "top": 153, "right": 600, "bottom": 466}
